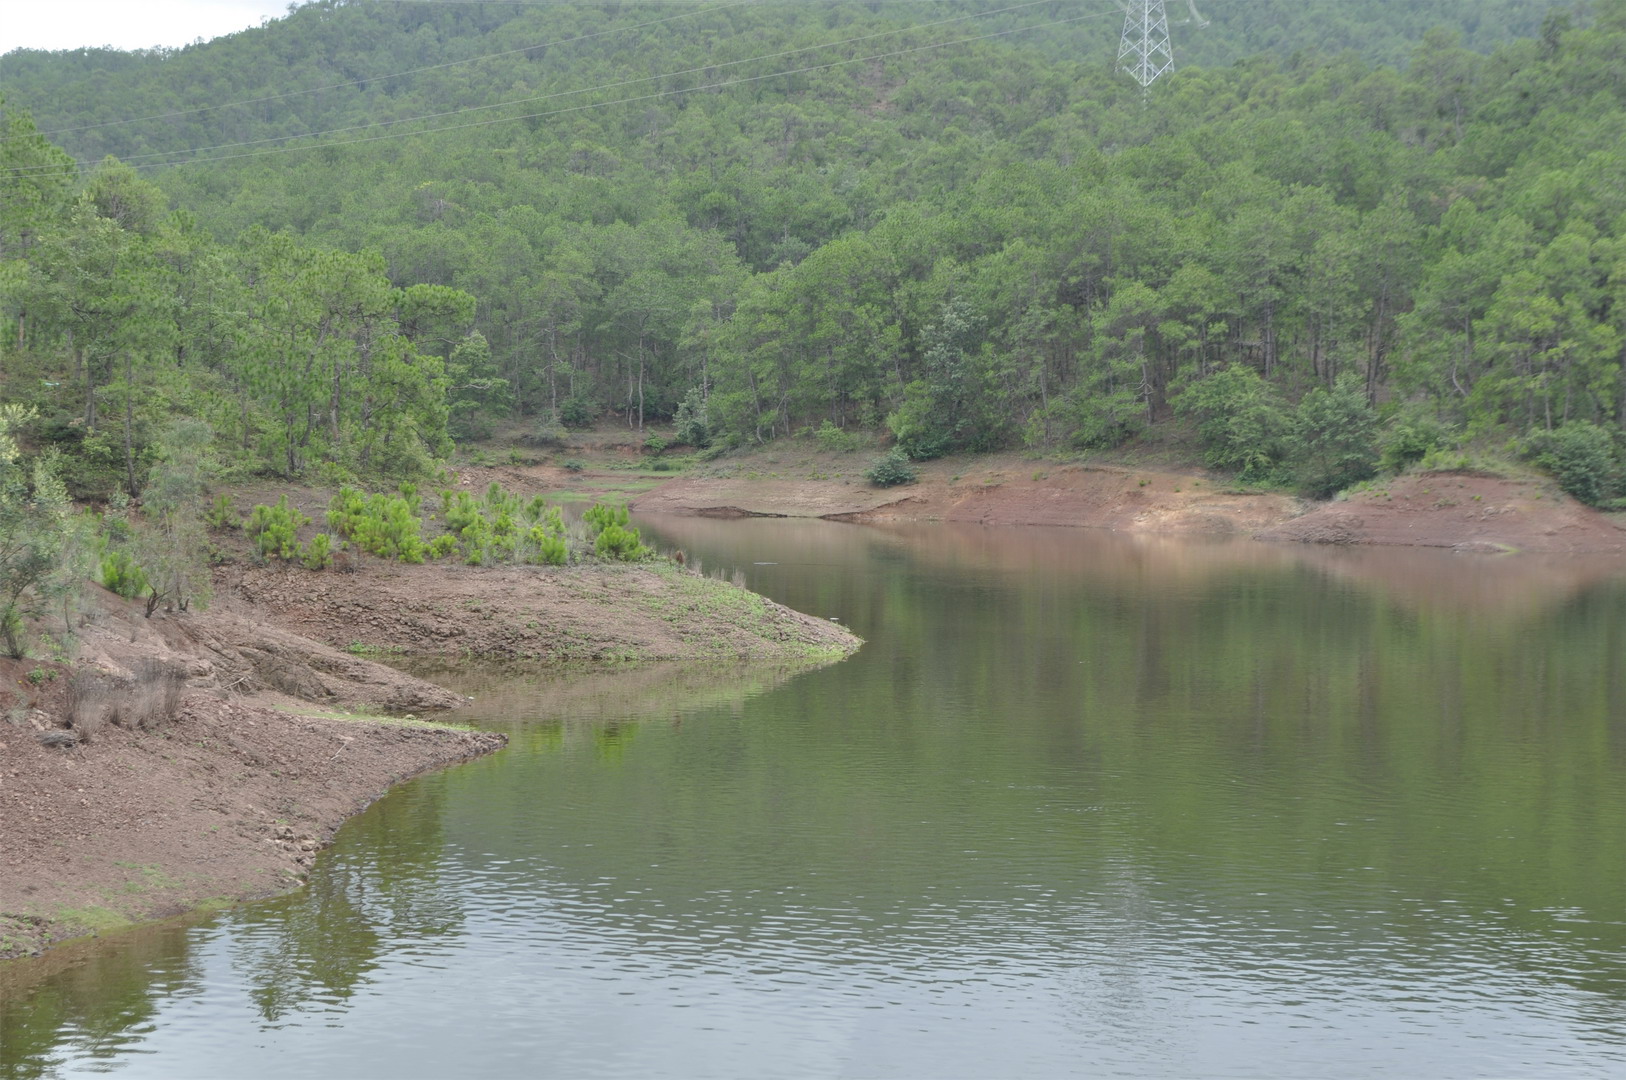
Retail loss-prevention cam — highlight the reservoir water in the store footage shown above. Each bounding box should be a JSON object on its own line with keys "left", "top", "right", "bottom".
{"left": 3, "top": 519, "right": 1625, "bottom": 1078}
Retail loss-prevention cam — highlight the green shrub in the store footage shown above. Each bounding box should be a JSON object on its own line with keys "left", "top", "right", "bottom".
{"left": 865, "top": 449, "right": 917, "bottom": 488}
{"left": 1289, "top": 374, "right": 1379, "bottom": 499}
{"left": 814, "top": 419, "right": 863, "bottom": 453}
{"left": 673, "top": 388, "right": 710, "bottom": 448}
{"left": 427, "top": 534, "right": 458, "bottom": 559}
{"left": 643, "top": 433, "right": 668, "bottom": 456}
{"left": 1379, "top": 412, "right": 1453, "bottom": 474}
{"left": 527, "top": 528, "right": 569, "bottom": 565}
{"left": 561, "top": 458, "right": 585, "bottom": 473}
{"left": 300, "top": 533, "right": 334, "bottom": 570}
{"left": 1526, "top": 421, "right": 1621, "bottom": 506}
{"left": 594, "top": 523, "right": 649, "bottom": 561}
{"left": 100, "top": 550, "right": 150, "bottom": 599}
{"left": 204, "top": 493, "right": 238, "bottom": 530}
{"left": 326, "top": 486, "right": 425, "bottom": 562}
{"left": 1171, "top": 365, "right": 1291, "bottom": 480}
{"left": 558, "top": 396, "right": 598, "bottom": 429}
{"left": 245, "top": 496, "right": 309, "bottom": 560}
{"left": 583, "top": 502, "right": 630, "bottom": 537}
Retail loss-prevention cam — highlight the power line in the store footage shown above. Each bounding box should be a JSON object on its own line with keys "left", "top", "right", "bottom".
{"left": 4, "top": 0, "right": 1088, "bottom": 176}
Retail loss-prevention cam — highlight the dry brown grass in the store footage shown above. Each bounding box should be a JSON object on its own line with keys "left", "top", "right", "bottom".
{"left": 67, "top": 661, "right": 186, "bottom": 741}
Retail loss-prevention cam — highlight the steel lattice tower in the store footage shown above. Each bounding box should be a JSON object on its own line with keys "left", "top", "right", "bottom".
{"left": 1119, "top": 0, "right": 1174, "bottom": 89}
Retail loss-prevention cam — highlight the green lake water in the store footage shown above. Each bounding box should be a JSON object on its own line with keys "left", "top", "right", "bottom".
{"left": 3, "top": 518, "right": 1625, "bottom": 1078}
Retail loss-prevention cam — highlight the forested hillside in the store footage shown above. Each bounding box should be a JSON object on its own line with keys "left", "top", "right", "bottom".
{"left": 2, "top": 0, "right": 1625, "bottom": 505}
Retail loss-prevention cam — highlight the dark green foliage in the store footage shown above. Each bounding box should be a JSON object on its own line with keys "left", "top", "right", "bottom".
{"left": 558, "top": 398, "right": 598, "bottom": 430}
{"left": 4, "top": 4, "right": 1626, "bottom": 490}
{"left": 1379, "top": 413, "right": 1454, "bottom": 475}
{"left": 1290, "top": 375, "right": 1380, "bottom": 499}
{"left": 673, "top": 389, "right": 710, "bottom": 449}
{"left": 1525, "top": 422, "right": 1621, "bottom": 506}
{"left": 245, "top": 496, "right": 309, "bottom": 561}
{"left": 1172, "top": 368, "right": 1291, "bottom": 482}
{"left": 865, "top": 449, "right": 918, "bottom": 489}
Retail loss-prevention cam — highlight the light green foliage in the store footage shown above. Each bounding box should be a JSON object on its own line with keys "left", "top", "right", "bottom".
{"left": 99, "top": 549, "right": 149, "bottom": 600}
{"left": 300, "top": 533, "right": 335, "bottom": 570}
{"left": 865, "top": 449, "right": 918, "bottom": 488}
{"left": 440, "top": 483, "right": 570, "bottom": 565}
{"left": 326, "top": 486, "right": 425, "bottom": 563}
{"left": 245, "top": 496, "right": 309, "bottom": 561}
{"left": 813, "top": 420, "right": 863, "bottom": 453}
{"left": 594, "top": 524, "right": 650, "bottom": 562}
{"left": 204, "top": 493, "right": 239, "bottom": 530}
{"left": 583, "top": 502, "right": 630, "bottom": 538}
{"left": 136, "top": 419, "right": 213, "bottom": 613}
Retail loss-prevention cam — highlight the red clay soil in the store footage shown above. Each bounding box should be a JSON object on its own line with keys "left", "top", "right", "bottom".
{"left": 1254, "top": 471, "right": 1626, "bottom": 554}
{"left": 628, "top": 454, "right": 1626, "bottom": 555}
{"left": 633, "top": 458, "right": 1301, "bottom": 535}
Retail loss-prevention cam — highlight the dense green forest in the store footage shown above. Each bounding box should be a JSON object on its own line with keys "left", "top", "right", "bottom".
{"left": 2, "top": 0, "right": 1624, "bottom": 507}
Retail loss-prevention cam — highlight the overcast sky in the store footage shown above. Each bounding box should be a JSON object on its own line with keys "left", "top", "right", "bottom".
{"left": 1, "top": 1, "right": 293, "bottom": 54}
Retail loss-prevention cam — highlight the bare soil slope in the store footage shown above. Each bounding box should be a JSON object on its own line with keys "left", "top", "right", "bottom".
{"left": 1254, "top": 472, "right": 1626, "bottom": 554}
{"left": 633, "top": 457, "right": 1300, "bottom": 535}
{"left": 1, "top": 679, "right": 501, "bottom": 959}
{"left": 217, "top": 558, "right": 858, "bottom": 661}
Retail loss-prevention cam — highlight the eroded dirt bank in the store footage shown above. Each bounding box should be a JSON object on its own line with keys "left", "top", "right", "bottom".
{"left": 1254, "top": 471, "right": 1626, "bottom": 554}
{"left": 632, "top": 459, "right": 1300, "bottom": 535}
{"left": 1, "top": 680, "right": 502, "bottom": 960}
{"left": 2, "top": 589, "right": 505, "bottom": 960}
{"left": 628, "top": 455, "right": 1626, "bottom": 554}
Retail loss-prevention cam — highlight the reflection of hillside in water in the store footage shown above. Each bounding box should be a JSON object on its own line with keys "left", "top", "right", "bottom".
{"left": 0, "top": 920, "right": 202, "bottom": 1072}
{"left": 637, "top": 513, "right": 1626, "bottom": 620}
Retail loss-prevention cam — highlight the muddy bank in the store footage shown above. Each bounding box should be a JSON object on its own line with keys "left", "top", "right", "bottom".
{"left": 217, "top": 558, "right": 859, "bottom": 662}
{"left": 1, "top": 681, "right": 502, "bottom": 960}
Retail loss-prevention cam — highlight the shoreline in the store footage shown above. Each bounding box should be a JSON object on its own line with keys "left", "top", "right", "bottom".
{"left": 0, "top": 692, "right": 505, "bottom": 961}
{"left": 625, "top": 456, "right": 1626, "bottom": 556}
{"left": 2, "top": 536, "right": 861, "bottom": 963}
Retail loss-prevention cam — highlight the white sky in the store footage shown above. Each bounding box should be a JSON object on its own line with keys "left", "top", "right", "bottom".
{"left": 1, "top": 1, "right": 293, "bottom": 55}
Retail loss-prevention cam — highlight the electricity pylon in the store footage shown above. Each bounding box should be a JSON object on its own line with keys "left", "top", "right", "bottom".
{"left": 1118, "top": 0, "right": 1208, "bottom": 90}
